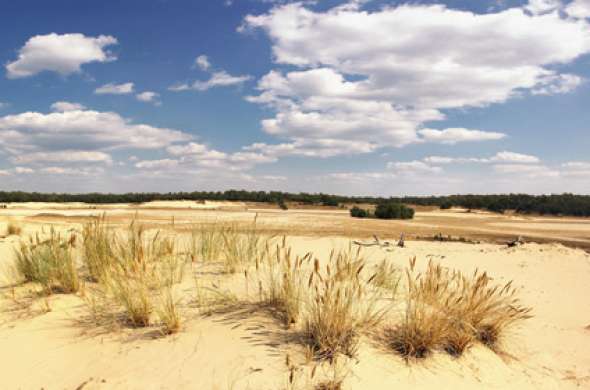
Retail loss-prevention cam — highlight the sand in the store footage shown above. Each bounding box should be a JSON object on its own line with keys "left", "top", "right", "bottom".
{"left": 1, "top": 202, "right": 590, "bottom": 389}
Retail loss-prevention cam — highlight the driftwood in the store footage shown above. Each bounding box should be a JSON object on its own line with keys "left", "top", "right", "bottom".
{"left": 397, "top": 233, "right": 405, "bottom": 248}
{"left": 353, "top": 234, "right": 406, "bottom": 249}
{"left": 507, "top": 236, "right": 525, "bottom": 247}
{"left": 353, "top": 235, "right": 392, "bottom": 248}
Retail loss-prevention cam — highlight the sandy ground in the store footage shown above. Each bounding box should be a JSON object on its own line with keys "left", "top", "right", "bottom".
{"left": 1, "top": 202, "right": 590, "bottom": 389}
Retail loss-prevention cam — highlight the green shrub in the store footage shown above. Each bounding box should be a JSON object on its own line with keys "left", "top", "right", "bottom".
{"left": 374, "top": 203, "right": 414, "bottom": 220}
{"left": 349, "top": 206, "right": 370, "bottom": 218}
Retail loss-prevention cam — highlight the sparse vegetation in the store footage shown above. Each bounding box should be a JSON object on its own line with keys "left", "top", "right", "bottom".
{"left": 6, "top": 221, "right": 22, "bottom": 236}
{"left": 13, "top": 229, "right": 79, "bottom": 294}
{"left": 382, "top": 257, "right": 532, "bottom": 360}
{"left": 304, "top": 246, "right": 385, "bottom": 360}
{"left": 350, "top": 203, "right": 415, "bottom": 220}
{"left": 254, "top": 237, "right": 309, "bottom": 326}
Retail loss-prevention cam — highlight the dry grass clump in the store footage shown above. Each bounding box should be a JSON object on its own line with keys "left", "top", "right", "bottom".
{"left": 370, "top": 259, "right": 401, "bottom": 297}
{"left": 82, "top": 214, "right": 114, "bottom": 282}
{"left": 83, "top": 219, "right": 185, "bottom": 331}
{"left": 382, "top": 257, "right": 532, "bottom": 360}
{"left": 221, "top": 219, "right": 263, "bottom": 274}
{"left": 304, "top": 246, "right": 385, "bottom": 360}
{"left": 188, "top": 223, "right": 224, "bottom": 263}
{"left": 254, "top": 237, "right": 310, "bottom": 326}
{"left": 13, "top": 229, "right": 79, "bottom": 294}
{"left": 6, "top": 221, "right": 22, "bottom": 236}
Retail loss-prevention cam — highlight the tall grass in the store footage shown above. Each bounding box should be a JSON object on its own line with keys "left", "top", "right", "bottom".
{"left": 221, "top": 218, "right": 262, "bottom": 274}
{"left": 382, "top": 257, "right": 532, "bottom": 360}
{"left": 189, "top": 223, "right": 224, "bottom": 263}
{"left": 254, "top": 237, "right": 309, "bottom": 326}
{"left": 83, "top": 219, "right": 185, "bottom": 330}
{"left": 13, "top": 229, "right": 79, "bottom": 294}
{"left": 6, "top": 221, "right": 22, "bottom": 236}
{"left": 304, "top": 246, "right": 385, "bottom": 360}
{"left": 82, "top": 214, "right": 114, "bottom": 282}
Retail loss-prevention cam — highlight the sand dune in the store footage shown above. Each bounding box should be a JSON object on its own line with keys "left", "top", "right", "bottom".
{"left": 1, "top": 204, "right": 590, "bottom": 389}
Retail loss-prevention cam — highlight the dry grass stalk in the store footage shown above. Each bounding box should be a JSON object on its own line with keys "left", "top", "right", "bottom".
{"left": 189, "top": 223, "right": 224, "bottom": 263}
{"left": 83, "top": 219, "right": 186, "bottom": 330}
{"left": 383, "top": 257, "right": 532, "bottom": 360}
{"left": 254, "top": 236, "right": 310, "bottom": 326}
{"left": 13, "top": 228, "right": 79, "bottom": 294}
{"left": 221, "top": 218, "right": 262, "bottom": 274}
{"left": 82, "top": 214, "right": 115, "bottom": 282}
{"left": 304, "top": 245, "right": 385, "bottom": 360}
{"left": 6, "top": 221, "right": 22, "bottom": 236}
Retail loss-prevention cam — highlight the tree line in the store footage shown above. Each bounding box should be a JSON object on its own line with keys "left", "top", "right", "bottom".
{"left": 0, "top": 191, "right": 589, "bottom": 217}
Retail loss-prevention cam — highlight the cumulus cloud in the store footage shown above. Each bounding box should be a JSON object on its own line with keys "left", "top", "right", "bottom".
{"left": 0, "top": 170, "right": 11, "bottom": 176}
{"left": 423, "top": 151, "right": 540, "bottom": 164}
{"left": 566, "top": 0, "right": 590, "bottom": 18}
{"left": 6, "top": 33, "right": 117, "bottom": 79}
{"left": 493, "top": 164, "right": 560, "bottom": 177}
{"left": 39, "top": 166, "right": 105, "bottom": 176}
{"left": 11, "top": 150, "right": 112, "bottom": 165}
{"left": 0, "top": 106, "right": 191, "bottom": 157}
{"left": 194, "top": 55, "right": 211, "bottom": 71}
{"left": 418, "top": 128, "right": 506, "bottom": 144}
{"left": 136, "top": 91, "right": 161, "bottom": 105}
{"left": 242, "top": 2, "right": 590, "bottom": 156}
{"left": 170, "top": 71, "right": 251, "bottom": 92}
{"left": 14, "top": 167, "right": 34, "bottom": 174}
{"left": 387, "top": 161, "right": 443, "bottom": 174}
{"left": 95, "top": 82, "right": 134, "bottom": 95}
{"left": 135, "top": 159, "right": 179, "bottom": 169}
{"left": 50, "top": 101, "right": 87, "bottom": 112}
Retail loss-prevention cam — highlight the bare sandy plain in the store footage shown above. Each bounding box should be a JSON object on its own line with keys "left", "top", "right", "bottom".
{"left": 1, "top": 201, "right": 590, "bottom": 389}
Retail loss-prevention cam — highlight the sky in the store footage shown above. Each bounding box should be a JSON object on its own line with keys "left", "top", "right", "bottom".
{"left": 1, "top": 0, "right": 590, "bottom": 196}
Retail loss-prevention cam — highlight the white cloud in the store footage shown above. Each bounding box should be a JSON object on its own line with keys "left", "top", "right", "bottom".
{"left": 0, "top": 106, "right": 191, "bottom": 156}
{"left": 490, "top": 151, "right": 540, "bottom": 163}
{"left": 566, "top": 0, "right": 590, "bottom": 18}
{"left": 0, "top": 170, "right": 11, "bottom": 176}
{"left": 6, "top": 33, "right": 117, "bottom": 79}
{"left": 136, "top": 91, "right": 161, "bottom": 105}
{"left": 245, "top": 138, "right": 377, "bottom": 158}
{"left": 418, "top": 128, "right": 507, "bottom": 144}
{"left": 525, "top": 0, "right": 562, "bottom": 14}
{"left": 242, "top": 2, "right": 590, "bottom": 156}
{"left": 95, "top": 82, "right": 134, "bottom": 95}
{"left": 14, "top": 167, "right": 34, "bottom": 174}
{"left": 170, "top": 71, "right": 252, "bottom": 92}
{"left": 532, "top": 73, "right": 584, "bottom": 95}
{"left": 11, "top": 150, "right": 112, "bottom": 165}
{"left": 493, "top": 164, "right": 560, "bottom": 177}
{"left": 423, "top": 151, "right": 540, "bottom": 164}
{"left": 194, "top": 55, "right": 211, "bottom": 71}
{"left": 50, "top": 101, "right": 86, "bottom": 112}
{"left": 387, "top": 160, "right": 443, "bottom": 174}
{"left": 135, "top": 159, "right": 179, "bottom": 169}
{"left": 40, "top": 166, "right": 104, "bottom": 176}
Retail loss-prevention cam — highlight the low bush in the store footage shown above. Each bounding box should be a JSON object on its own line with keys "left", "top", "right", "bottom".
{"left": 374, "top": 202, "right": 414, "bottom": 220}
{"left": 349, "top": 206, "right": 370, "bottom": 218}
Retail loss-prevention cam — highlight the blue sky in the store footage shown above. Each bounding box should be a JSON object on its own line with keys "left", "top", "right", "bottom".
{"left": 1, "top": 0, "right": 589, "bottom": 195}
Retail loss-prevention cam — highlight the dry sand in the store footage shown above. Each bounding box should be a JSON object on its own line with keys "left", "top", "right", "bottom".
{"left": 1, "top": 202, "right": 590, "bottom": 389}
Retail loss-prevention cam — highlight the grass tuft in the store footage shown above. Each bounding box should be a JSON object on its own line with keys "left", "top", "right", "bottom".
{"left": 13, "top": 229, "right": 79, "bottom": 294}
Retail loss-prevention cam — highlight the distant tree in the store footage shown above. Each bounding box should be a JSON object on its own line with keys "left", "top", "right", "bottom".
{"left": 278, "top": 199, "right": 288, "bottom": 210}
{"left": 374, "top": 203, "right": 415, "bottom": 220}
{"left": 440, "top": 201, "right": 452, "bottom": 210}
{"left": 350, "top": 206, "right": 370, "bottom": 218}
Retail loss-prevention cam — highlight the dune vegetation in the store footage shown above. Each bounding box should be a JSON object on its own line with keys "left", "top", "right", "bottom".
{"left": 4, "top": 214, "right": 533, "bottom": 388}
